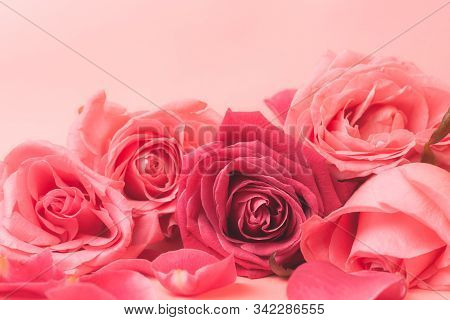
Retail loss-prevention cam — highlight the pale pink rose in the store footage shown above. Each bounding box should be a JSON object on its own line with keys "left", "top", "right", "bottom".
{"left": 0, "top": 141, "right": 155, "bottom": 275}
{"left": 285, "top": 50, "right": 450, "bottom": 179}
{"left": 68, "top": 91, "right": 220, "bottom": 236}
{"left": 301, "top": 163, "right": 450, "bottom": 291}
{"left": 151, "top": 249, "right": 237, "bottom": 296}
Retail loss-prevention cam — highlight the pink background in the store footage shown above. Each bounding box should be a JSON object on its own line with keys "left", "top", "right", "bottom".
{"left": 1, "top": 0, "right": 450, "bottom": 158}
{"left": 0, "top": 0, "right": 449, "bottom": 299}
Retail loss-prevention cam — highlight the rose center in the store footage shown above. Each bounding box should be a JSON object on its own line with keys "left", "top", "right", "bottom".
{"left": 37, "top": 188, "right": 82, "bottom": 218}
{"left": 33, "top": 187, "right": 106, "bottom": 243}
{"left": 125, "top": 139, "right": 183, "bottom": 201}
{"left": 138, "top": 153, "right": 164, "bottom": 176}
{"left": 354, "top": 104, "right": 407, "bottom": 139}
{"left": 352, "top": 256, "right": 402, "bottom": 274}
{"left": 247, "top": 198, "right": 270, "bottom": 225}
{"left": 228, "top": 186, "right": 289, "bottom": 242}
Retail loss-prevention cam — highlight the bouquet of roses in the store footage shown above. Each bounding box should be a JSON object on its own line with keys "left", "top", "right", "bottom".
{"left": 0, "top": 51, "right": 448, "bottom": 300}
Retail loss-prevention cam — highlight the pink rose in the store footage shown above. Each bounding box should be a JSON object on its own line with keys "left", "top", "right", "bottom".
{"left": 176, "top": 110, "right": 357, "bottom": 278}
{"left": 69, "top": 91, "right": 219, "bottom": 235}
{"left": 0, "top": 141, "right": 154, "bottom": 274}
{"left": 284, "top": 50, "right": 450, "bottom": 179}
{"left": 301, "top": 163, "right": 450, "bottom": 290}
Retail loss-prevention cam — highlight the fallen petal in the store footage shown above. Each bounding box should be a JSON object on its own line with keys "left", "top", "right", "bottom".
{"left": 0, "top": 251, "right": 64, "bottom": 299}
{"left": 47, "top": 269, "right": 155, "bottom": 300}
{"left": 151, "top": 249, "right": 237, "bottom": 296}
{"left": 0, "top": 250, "right": 64, "bottom": 283}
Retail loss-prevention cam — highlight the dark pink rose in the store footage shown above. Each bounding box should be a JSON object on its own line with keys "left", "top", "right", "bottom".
{"left": 0, "top": 141, "right": 153, "bottom": 275}
{"left": 176, "top": 110, "right": 357, "bottom": 278}
{"left": 69, "top": 91, "right": 220, "bottom": 238}
{"left": 284, "top": 50, "right": 450, "bottom": 179}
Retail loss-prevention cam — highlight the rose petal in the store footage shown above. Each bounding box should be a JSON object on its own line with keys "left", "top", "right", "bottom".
{"left": 0, "top": 250, "right": 63, "bottom": 283}
{"left": 287, "top": 261, "right": 407, "bottom": 300}
{"left": 151, "top": 249, "right": 237, "bottom": 296}
{"left": 68, "top": 91, "right": 131, "bottom": 168}
{"left": 264, "top": 89, "right": 297, "bottom": 125}
{"left": 2, "top": 140, "right": 65, "bottom": 175}
{"left": 0, "top": 251, "right": 65, "bottom": 300}
{"left": 81, "top": 270, "right": 155, "bottom": 300}
{"left": 46, "top": 282, "right": 116, "bottom": 300}
{"left": 47, "top": 267, "right": 155, "bottom": 300}
{"left": 98, "top": 258, "right": 154, "bottom": 277}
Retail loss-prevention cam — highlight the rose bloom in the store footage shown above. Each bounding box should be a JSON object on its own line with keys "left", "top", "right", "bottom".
{"left": 0, "top": 141, "right": 153, "bottom": 275}
{"left": 176, "top": 110, "right": 357, "bottom": 278}
{"left": 284, "top": 50, "right": 450, "bottom": 179}
{"left": 69, "top": 91, "right": 219, "bottom": 236}
{"left": 301, "top": 163, "right": 450, "bottom": 290}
